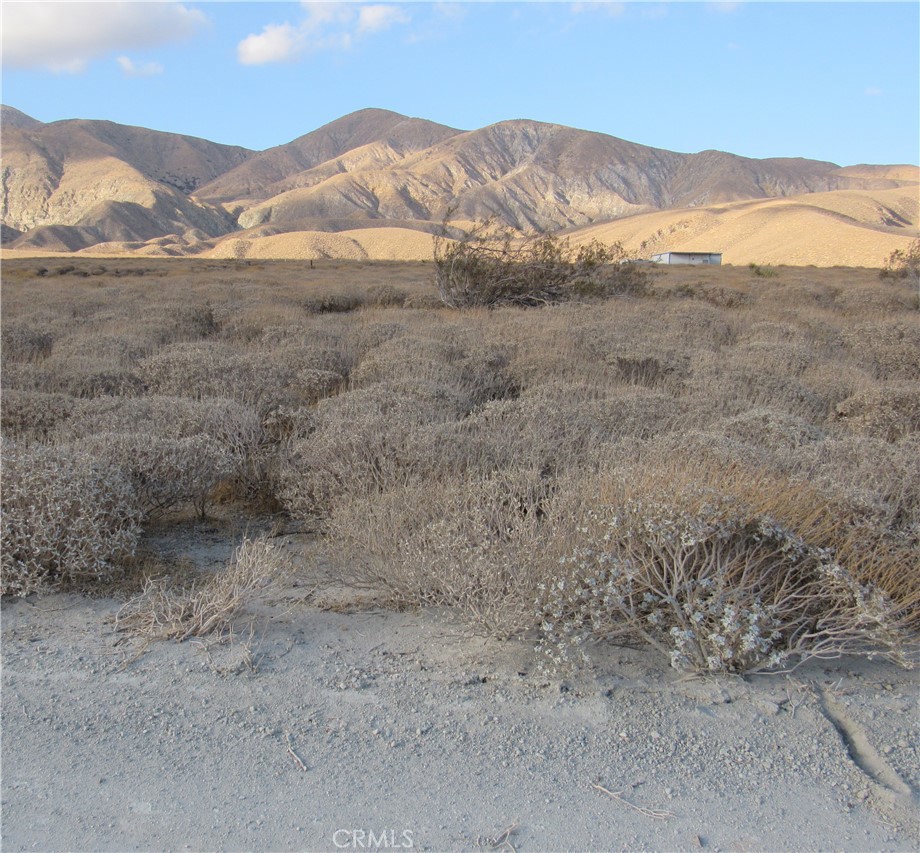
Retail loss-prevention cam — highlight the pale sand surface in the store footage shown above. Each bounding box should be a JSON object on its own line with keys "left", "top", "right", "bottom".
{"left": 2, "top": 517, "right": 918, "bottom": 853}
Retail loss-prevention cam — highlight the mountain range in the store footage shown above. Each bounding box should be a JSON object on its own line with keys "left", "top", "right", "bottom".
{"left": 2, "top": 105, "right": 917, "bottom": 266}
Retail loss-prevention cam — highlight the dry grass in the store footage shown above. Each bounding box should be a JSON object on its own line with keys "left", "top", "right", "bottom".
{"left": 114, "top": 536, "right": 289, "bottom": 642}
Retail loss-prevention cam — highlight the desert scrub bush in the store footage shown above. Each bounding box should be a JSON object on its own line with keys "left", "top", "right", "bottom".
{"left": 729, "top": 339, "right": 815, "bottom": 378}
{"left": 56, "top": 395, "right": 272, "bottom": 500}
{"left": 300, "top": 290, "right": 364, "bottom": 314}
{"left": 434, "top": 219, "right": 647, "bottom": 308}
{"left": 138, "top": 342, "right": 301, "bottom": 413}
{"left": 346, "top": 319, "right": 408, "bottom": 354}
{"left": 800, "top": 362, "right": 874, "bottom": 416}
{"left": 115, "top": 536, "right": 289, "bottom": 642}
{"left": 408, "top": 385, "right": 683, "bottom": 482}
{"left": 683, "top": 353, "right": 828, "bottom": 423}
{"left": 748, "top": 262, "right": 778, "bottom": 278}
{"left": 259, "top": 325, "right": 356, "bottom": 375}
{"left": 160, "top": 301, "right": 219, "bottom": 342}
{"left": 141, "top": 336, "right": 357, "bottom": 413}
{"left": 1, "top": 440, "right": 141, "bottom": 596}
{"left": 793, "top": 435, "right": 920, "bottom": 534}
{"left": 833, "top": 383, "right": 920, "bottom": 443}
{"left": 70, "top": 433, "right": 235, "bottom": 519}
{"left": 880, "top": 237, "right": 920, "bottom": 300}
{"left": 1, "top": 390, "right": 76, "bottom": 442}
{"left": 841, "top": 319, "right": 920, "bottom": 381}
{"left": 366, "top": 283, "right": 408, "bottom": 307}
{"left": 1, "top": 322, "right": 54, "bottom": 362}
{"left": 720, "top": 408, "right": 827, "bottom": 454}
{"left": 537, "top": 484, "right": 913, "bottom": 674}
{"left": 31, "top": 341, "right": 147, "bottom": 398}
{"left": 349, "top": 334, "right": 516, "bottom": 413}
{"left": 60, "top": 395, "right": 257, "bottom": 443}
{"left": 280, "top": 384, "right": 457, "bottom": 519}
{"left": 327, "top": 470, "right": 552, "bottom": 638}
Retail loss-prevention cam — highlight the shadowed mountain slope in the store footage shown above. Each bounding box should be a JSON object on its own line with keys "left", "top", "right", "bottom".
{"left": 1, "top": 113, "right": 251, "bottom": 249}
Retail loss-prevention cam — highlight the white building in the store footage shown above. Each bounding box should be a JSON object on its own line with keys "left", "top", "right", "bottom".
{"left": 651, "top": 252, "right": 722, "bottom": 265}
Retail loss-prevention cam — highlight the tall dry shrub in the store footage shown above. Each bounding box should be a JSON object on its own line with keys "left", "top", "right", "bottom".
{"left": 69, "top": 433, "right": 235, "bottom": 519}
{"left": 434, "top": 222, "right": 647, "bottom": 308}
{"left": 280, "top": 384, "right": 457, "bottom": 519}
{"left": 327, "top": 469, "right": 552, "bottom": 638}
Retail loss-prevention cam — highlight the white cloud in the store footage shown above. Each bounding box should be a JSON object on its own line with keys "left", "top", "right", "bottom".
{"left": 1, "top": 2, "right": 206, "bottom": 73}
{"left": 117, "top": 56, "right": 164, "bottom": 78}
{"left": 237, "top": 23, "right": 301, "bottom": 66}
{"left": 570, "top": 3, "right": 626, "bottom": 17}
{"left": 433, "top": 3, "right": 467, "bottom": 23}
{"left": 237, "top": 3, "right": 410, "bottom": 65}
{"left": 358, "top": 5, "right": 410, "bottom": 34}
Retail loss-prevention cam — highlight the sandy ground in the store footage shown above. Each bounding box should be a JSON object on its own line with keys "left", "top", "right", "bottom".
{"left": 2, "top": 517, "right": 918, "bottom": 853}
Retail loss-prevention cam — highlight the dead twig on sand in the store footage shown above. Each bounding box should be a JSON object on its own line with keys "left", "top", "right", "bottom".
{"left": 785, "top": 676, "right": 815, "bottom": 719}
{"left": 476, "top": 822, "right": 519, "bottom": 852}
{"left": 591, "top": 782, "right": 674, "bottom": 820}
{"left": 286, "top": 733, "right": 308, "bottom": 771}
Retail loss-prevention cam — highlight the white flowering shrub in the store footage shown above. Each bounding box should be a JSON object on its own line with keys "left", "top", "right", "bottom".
{"left": 537, "top": 492, "right": 911, "bottom": 674}
{"left": 1, "top": 440, "right": 141, "bottom": 596}
{"left": 70, "top": 433, "right": 235, "bottom": 519}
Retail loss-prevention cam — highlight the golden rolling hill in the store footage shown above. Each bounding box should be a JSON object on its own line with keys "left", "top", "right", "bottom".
{"left": 568, "top": 185, "right": 919, "bottom": 267}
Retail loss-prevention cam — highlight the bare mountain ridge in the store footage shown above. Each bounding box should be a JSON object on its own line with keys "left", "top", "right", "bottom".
{"left": 199, "top": 108, "right": 461, "bottom": 204}
{"left": 0, "top": 106, "right": 43, "bottom": 132}
{"left": 2, "top": 106, "right": 917, "bottom": 258}
{"left": 1, "top": 110, "right": 251, "bottom": 249}
{"left": 198, "top": 114, "right": 916, "bottom": 234}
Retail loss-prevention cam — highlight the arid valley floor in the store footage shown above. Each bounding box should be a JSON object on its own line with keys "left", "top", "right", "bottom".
{"left": 2, "top": 258, "right": 918, "bottom": 851}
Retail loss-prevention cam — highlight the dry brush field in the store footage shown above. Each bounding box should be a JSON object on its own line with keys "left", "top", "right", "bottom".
{"left": 2, "top": 257, "right": 919, "bottom": 676}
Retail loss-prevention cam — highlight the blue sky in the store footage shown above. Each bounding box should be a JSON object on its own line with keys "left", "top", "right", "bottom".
{"left": 2, "top": 2, "right": 918, "bottom": 166}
